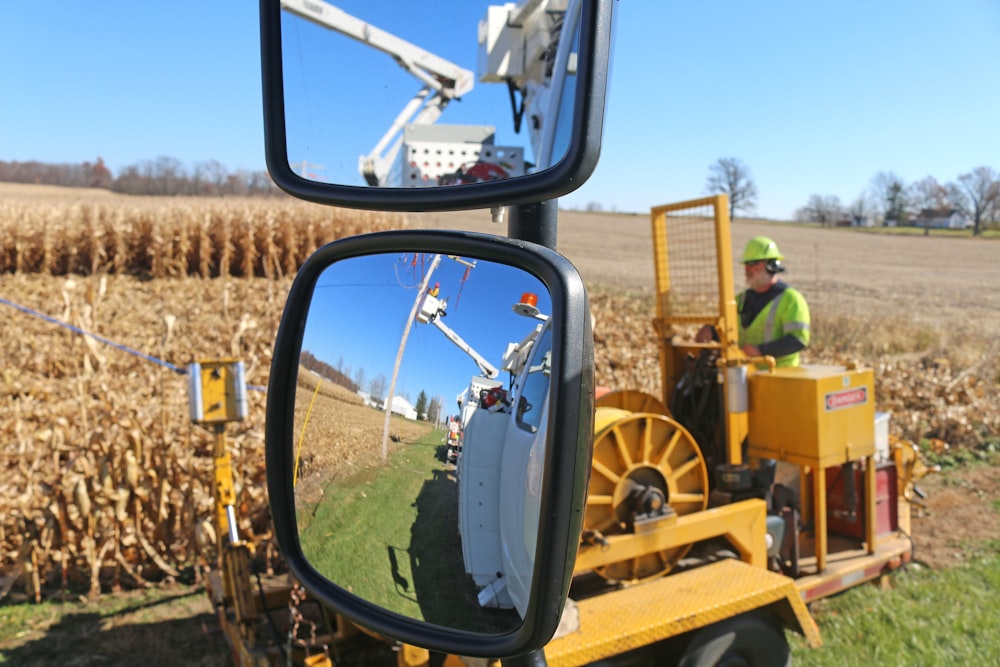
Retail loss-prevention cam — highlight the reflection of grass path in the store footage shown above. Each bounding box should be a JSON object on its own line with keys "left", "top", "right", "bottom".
{"left": 296, "top": 428, "right": 520, "bottom": 633}
{"left": 298, "top": 430, "right": 444, "bottom": 613}
{"left": 295, "top": 429, "right": 459, "bottom": 620}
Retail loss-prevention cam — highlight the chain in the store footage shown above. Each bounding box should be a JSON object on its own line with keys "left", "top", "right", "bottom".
{"left": 286, "top": 581, "right": 330, "bottom": 666}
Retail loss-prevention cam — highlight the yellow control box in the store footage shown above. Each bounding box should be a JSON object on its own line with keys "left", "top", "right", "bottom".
{"left": 187, "top": 359, "right": 248, "bottom": 424}
{"left": 746, "top": 364, "right": 875, "bottom": 467}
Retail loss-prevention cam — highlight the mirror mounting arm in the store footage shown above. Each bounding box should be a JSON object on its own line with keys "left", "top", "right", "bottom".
{"left": 507, "top": 79, "right": 526, "bottom": 134}
{"left": 508, "top": 200, "right": 558, "bottom": 250}
{"left": 503, "top": 649, "right": 549, "bottom": 667}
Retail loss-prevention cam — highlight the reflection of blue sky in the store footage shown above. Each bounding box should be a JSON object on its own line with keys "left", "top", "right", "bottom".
{"left": 281, "top": 0, "right": 532, "bottom": 185}
{"left": 300, "top": 253, "right": 550, "bottom": 416}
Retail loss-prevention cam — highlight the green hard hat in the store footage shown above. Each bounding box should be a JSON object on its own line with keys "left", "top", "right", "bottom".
{"left": 742, "top": 236, "right": 784, "bottom": 263}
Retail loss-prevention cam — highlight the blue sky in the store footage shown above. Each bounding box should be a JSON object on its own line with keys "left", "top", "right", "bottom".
{"left": 2, "top": 2, "right": 998, "bottom": 219}
{"left": 300, "top": 252, "right": 550, "bottom": 413}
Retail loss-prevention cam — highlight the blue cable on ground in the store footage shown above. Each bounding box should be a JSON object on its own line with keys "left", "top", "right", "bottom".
{"left": 1, "top": 296, "right": 267, "bottom": 392}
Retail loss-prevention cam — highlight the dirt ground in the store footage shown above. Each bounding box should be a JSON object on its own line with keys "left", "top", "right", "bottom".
{"left": 413, "top": 208, "right": 1000, "bottom": 330}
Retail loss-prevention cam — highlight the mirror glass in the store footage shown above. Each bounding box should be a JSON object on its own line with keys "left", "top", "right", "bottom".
{"left": 278, "top": 0, "right": 582, "bottom": 187}
{"left": 292, "top": 251, "right": 553, "bottom": 633}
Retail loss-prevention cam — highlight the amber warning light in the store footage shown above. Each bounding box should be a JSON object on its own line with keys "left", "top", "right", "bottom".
{"left": 512, "top": 292, "right": 546, "bottom": 320}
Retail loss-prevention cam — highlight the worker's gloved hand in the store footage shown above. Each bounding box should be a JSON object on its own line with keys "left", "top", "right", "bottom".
{"left": 695, "top": 325, "right": 716, "bottom": 343}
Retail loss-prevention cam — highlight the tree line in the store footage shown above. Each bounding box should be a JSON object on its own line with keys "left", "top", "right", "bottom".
{"left": 704, "top": 157, "right": 999, "bottom": 236}
{"left": 300, "top": 350, "right": 443, "bottom": 423}
{"left": 793, "top": 168, "right": 1000, "bottom": 236}
{"left": 0, "top": 156, "right": 281, "bottom": 197}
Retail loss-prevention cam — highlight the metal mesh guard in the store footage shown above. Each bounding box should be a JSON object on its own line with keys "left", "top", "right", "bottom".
{"left": 662, "top": 203, "right": 720, "bottom": 320}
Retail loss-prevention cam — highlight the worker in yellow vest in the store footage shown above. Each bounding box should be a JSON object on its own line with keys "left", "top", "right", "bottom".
{"left": 738, "top": 236, "right": 810, "bottom": 367}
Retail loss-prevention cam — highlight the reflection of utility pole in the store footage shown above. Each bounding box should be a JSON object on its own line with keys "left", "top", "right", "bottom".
{"left": 382, "top": 253, "right": 441, "bottom": 461}
{"left": 291, "top": 159, "right": 325, "bottom": 179}
{"left": 433, "top": 395, "right": 446, "bottom": 427}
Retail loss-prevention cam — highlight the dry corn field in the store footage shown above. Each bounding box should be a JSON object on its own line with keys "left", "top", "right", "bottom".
{"left": 0, "top": 184, "right": 411, "bottom": 603}
{"left": 0, "top": 183, "right": 402, "bottom": 278}
{"left": 2, "top": 185, "right": 999, "bottom": 604}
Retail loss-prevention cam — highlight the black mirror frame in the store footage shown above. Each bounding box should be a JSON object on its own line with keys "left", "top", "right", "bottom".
{"left": 266, "top": 230, "right": 595, "bottom": 656}
{"left": 259, "top": 0, "right": 614, "bottom": 211}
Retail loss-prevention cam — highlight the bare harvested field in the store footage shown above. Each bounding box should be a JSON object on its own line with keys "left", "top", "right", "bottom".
{"left": 1, "top": 186, "right": 999, "bottom": 664}
{"left": 415, "top": 208, "right": 1000, "bottom": 329}
{"left": 292, "top": 369, "right": 433, "bottom": 509}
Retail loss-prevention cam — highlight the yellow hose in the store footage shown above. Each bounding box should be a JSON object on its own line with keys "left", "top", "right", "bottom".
{"left": 293, "top": 379, "right": 323, "bottom": 488}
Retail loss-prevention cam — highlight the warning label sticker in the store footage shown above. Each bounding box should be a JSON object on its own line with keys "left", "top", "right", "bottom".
{"left": 825, "top": 386, "right": 868, "bottom": 411}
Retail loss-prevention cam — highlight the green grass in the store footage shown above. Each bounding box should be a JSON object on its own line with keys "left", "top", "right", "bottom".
{"left": 790, "top": 551, "right": 1000, "bottom": 665}
{"left": 0, "top": 586, "right": 227, "bottom": 666}
{"left": 923, "top": 442, "right": 1000, "bottom": 471}
{"left": 296, "top": 428, "right": 519, "bottom": 634}
{"left": 851, "top": 225, "right": 1000, "bottom": 239}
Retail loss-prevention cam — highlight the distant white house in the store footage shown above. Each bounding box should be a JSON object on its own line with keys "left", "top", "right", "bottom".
{"left": 389, "top": 395, "right": 418, "bottom": 420}
{"left": 912, "top": 208, "right": 972, "bottom": 230}
{"left": 836, "top": 215, "right": 873, "bottom": 227}
{"left": 358, "top": 390, "right": 380, "bottom": 409}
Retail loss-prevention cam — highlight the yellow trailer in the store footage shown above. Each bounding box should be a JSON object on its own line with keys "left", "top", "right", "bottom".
{"left": 534, "top": 195, "right": 927, "bottom": 665}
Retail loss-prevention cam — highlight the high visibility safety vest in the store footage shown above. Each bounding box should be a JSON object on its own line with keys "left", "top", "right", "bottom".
{"left": 738, "top": 287, "right": 810, "bottom": 367}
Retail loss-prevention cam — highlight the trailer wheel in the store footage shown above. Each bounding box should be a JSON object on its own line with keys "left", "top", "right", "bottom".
{"left": 677, "top": 612, "right": 790, "bottom": 667}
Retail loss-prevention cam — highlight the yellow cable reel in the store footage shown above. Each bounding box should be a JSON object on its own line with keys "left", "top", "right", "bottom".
{"left": 594, "top": 389, "right": 670, "bottom": 416}
{"left": 583, "top": 400, "right": 708, "bottom": 583}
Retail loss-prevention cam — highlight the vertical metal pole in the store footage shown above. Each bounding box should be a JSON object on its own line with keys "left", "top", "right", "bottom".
{"left": 508, "top": 200, "right": 557, "bottom": 250}
{"left": 505, "top": 200, "right": 556, "bottom": 667}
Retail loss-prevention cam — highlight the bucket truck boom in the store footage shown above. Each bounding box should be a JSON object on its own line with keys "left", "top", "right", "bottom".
{"left": 280, "top": 0, "right": 475, "bottom": 186}
{"left": 416, "top": 290, "right": 499, "bottom": 380}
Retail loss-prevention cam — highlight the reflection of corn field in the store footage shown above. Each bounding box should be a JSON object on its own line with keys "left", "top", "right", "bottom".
{"left": 292, "top": 369, "right": 434, "bottom": 514}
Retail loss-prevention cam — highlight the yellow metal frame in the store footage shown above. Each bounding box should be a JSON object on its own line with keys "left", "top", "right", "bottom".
{"left": 792, "top": 455, "right": 879, "bottom": 573}
{"left": 650, "top": 195, "right": 746, "bottom": 465}
{"left": 547, "top": 558, "right": 821, "bottom": 667}
{"left": 575, "top": 498, "right": 770, "bottom": 574}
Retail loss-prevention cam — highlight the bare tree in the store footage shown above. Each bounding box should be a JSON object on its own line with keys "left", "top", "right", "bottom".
{"left": 908, "top": 175, "right": 951, "bottom": 235}
{"left": 908, "top": 175, "right": 950, "bottom": 214}
{"left": 152, "top": 156, "right": 185, "bottom": 195}
{"left": 706, "top": 157, "right": 758, "bottom": 220}
{"left": 368, "top": 374, "right": 388, "bottom": 405}
{"left": 427, "top": 396, "right": 443, "bottom": 425}
{"left": 947, "top": 166, "right": 1000, "bottom": 236}
{"left": 795, "top": 194, "right": 844, "bottom": 226}
{"left": 197, "top": 159, "right": 229, "bottom": 195}
{"left": 848, "top": 192, "right": 876, "bottom": 226}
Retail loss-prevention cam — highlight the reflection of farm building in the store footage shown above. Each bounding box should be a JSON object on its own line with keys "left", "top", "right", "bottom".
{"left": 358, "top": 391, "right": 380, "bottom": 409}
{"left": 390, "top": 395, "right": 418, "bottom": 420}
{"left": 356, "top": 391, "right": 418, "bottom": 420}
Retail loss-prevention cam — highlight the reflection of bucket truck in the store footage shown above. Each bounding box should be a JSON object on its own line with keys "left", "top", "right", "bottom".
{"left": 416, "top": 287, "right": 503, "bottom": 465}
{"left": 456, "top": 293, "right": 552, "bottom": 615}
{"left": 280, "top": 0, "right": 526, "bottom": 186}
{"left": 416, "top": 289, "right": 500, "bottom": 381}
